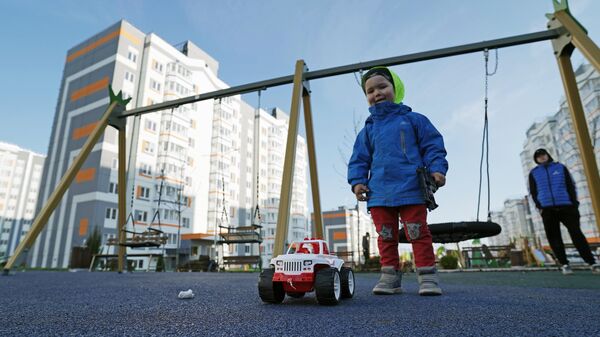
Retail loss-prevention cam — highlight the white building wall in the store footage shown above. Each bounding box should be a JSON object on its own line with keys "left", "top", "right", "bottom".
{"left": 0, "top": 142, "right": 45, "bottom": 261}
{"left": 258, "top": 108, "right": 310, "bottom": 266}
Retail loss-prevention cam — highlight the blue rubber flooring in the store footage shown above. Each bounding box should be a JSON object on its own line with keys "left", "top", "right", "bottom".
{"left": 1, "top": 270, "right": 599, "bottom": 336}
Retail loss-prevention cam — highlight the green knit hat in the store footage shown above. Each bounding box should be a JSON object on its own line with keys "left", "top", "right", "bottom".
{"left": 361, "top": 66, "right": 405, "bottom": 103}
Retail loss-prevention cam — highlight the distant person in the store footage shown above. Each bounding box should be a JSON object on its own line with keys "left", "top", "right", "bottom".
{"left": 362, "top": 232, "right": 370, "bottom": 263}
{"left": 528, "top": 148, "right": 599, "bottom": 275}
{"left": 348, "top": 67, "right": 448, "bottom": 295}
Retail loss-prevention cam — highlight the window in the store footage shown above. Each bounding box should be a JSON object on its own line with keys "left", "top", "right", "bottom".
{"left": 138, "top": 186, "right": 150, "bottom": 199}
{"left": 152, "top": 60, "right": 163, "bottom": 73}
{"left": 108, "top": 182, "right": 118, "bottom": 194}
{"left": 144, "top": 119, "right": 157, "bottom": 132}
{"left": 127, "top": 50, "right": 138, "bottom": 63}
{"left": 150, "top": 79, "right": 161, "bottom": 92}
{"left": 139, "top": 163, "right": 152, "bottom": 176}
{"left": 124, "top": 71, "right": 135, "bottom": 83}
{"left": 105, "top": 207, "right": 117, "bottom": 220}
{"left": 142, "top": 141, "right": 155, "bottom": 154}
{"left": 135, "top": 210, "right": 148, "bottom": 222}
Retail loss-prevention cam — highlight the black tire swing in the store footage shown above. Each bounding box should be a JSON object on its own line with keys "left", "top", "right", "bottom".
{"left": 399, "top": 49, "right": 502, "bottom": 244}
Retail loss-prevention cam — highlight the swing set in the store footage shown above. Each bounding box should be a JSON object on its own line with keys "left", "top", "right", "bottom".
{"left": 4, "top": 0, "right": 600, "bottom": 274}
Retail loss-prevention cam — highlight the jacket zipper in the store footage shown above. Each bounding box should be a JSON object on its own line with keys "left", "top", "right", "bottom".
{"left": 544, "top": 165, "right": 556, "bottom": 206}
{"left": 400, "top": 130, "right": 406, "bottom": 157}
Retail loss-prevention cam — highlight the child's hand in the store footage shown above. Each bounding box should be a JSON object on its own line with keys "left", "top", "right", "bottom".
{"left": 431, "top": 172, "right": 446, "bottom": 187}
{"left": 353, "top": 184, "right": 370, "bottom": 201}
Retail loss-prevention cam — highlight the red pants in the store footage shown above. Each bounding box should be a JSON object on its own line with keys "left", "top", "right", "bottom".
{"left": 371, "top": 205, "right": 435, "bottom": 269}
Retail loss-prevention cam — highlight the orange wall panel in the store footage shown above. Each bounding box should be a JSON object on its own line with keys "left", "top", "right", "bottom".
{"left": 79, "top": 218, "right": 89, "bottom": 236}
{"left": 333, "top": 231, "right": 347, "bottom": 241}
{"left": 71, "top": 77, "right": 110, "bottom": 101}
{"left": 75, "top": 168, "right": 96, "bottom": 183}
{"left": 72, "top": 122, "right": 99, "bottom": 140}
{"left": 66, "top": 27, "right": 141, "bottom": 63}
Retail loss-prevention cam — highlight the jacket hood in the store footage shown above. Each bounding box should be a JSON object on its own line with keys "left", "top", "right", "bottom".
{"left": 533, "top": 148, "right": 554, "bottom": 164}
{"left": 361, "top": 66, "right": 405, "bottom": 104}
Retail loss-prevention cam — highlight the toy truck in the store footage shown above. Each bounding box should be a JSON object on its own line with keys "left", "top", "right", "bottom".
{"left": 258, "top": 238, "right": 355, "bottom": 305}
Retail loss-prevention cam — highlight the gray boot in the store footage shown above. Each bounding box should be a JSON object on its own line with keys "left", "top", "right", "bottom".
{"left": 372, "top": 266, "right": 402, "bottom": 295}
{"left": 416, "top": 266, "right": 442, "bottom": 296}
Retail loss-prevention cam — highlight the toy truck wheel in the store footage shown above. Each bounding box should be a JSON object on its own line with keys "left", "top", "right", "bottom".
{"left": 315, "top": 267, "right": 341, "bottom": 305}
{"left": 258, "top": 268, "right": 284, "bottom": 304}
{"left": 286, "top": 292, "right": 305, "bottom": 298}
{"left": 340, "top": 267, "right": 355, "bottom": 298}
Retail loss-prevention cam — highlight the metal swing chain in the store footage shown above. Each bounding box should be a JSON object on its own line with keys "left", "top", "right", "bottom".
{"left": 149, "top": 107, "right": 177, "bottom": 231}
{"left": 477, "top": 49, "right": 498, "bottom": 222}
{"left": 254, "top": 90, "right": 262, "bottom": 225}
{"left": 220, "top": 176, "right": 229, "bottom": 226}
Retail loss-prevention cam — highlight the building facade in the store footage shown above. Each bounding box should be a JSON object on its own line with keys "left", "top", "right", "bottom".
{"left": 28, "top": 20, "right": 309, "bottom": 269}
{"left": 521, "top": 63, "right": 600, "bottom": 246}
{"left": 0, "top": 143, "right": 45, "bottom": 262}
{"left": 488, "top": 197, "right": 533, "bottom": 247}
{"left": 316, "top": 206, "right": 377, "bottom": 265}
{"left": 253, "top": 107, "right": 310, "bottom": 267}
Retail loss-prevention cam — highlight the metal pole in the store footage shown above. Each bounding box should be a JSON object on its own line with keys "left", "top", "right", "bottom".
{"left": 356, "top": 202, "right": 360, "bottom": 265}
{"left": 273, "top": 60, "right": 305, "bottom": 256}
{"left": 3, "top": 101, "right": 118, "bottom": 274}
{"left": 117, "top": 30, "right": 563, "bottom": 119}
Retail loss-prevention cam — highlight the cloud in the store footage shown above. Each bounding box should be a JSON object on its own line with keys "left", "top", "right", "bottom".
{"left": 441, "top": 98, "right": 484, "bottom": 134}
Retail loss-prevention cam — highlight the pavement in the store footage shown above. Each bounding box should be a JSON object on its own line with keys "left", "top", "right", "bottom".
{"left": 1, "top": 269, "right": 599, "bottom": 336}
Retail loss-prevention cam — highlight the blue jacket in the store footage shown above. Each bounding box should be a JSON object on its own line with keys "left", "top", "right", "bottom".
{"left": 347, "top": 101, "right": 448, "bottom": 208}
{"left": 529, "top": 161, "right": 578, "bottom": 208}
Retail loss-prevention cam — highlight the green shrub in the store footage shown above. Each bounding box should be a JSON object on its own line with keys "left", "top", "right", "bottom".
{"left": 440, "top": 254, "right": 458, "bottom": 269}
{"left": 156, "top": 255, "right": 165, "bottom": 272}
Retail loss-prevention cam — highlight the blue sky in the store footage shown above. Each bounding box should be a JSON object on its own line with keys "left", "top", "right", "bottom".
{"left": 1, "top": 0, "right": 599, "bottom": 224}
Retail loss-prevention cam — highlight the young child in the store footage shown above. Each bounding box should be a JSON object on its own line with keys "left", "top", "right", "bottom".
{"left": 347, "top": 67, "right": 448, "bottom": 296}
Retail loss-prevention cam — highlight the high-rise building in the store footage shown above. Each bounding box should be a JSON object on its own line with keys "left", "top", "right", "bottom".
{"left": 251, "top": 107, "right": 310, "bottom": 266}
{"left": 0, "top": 143, "right": 45, "bottom": 262}
{"left": 28, "top": 20, "right": 309, "bottom": 269}
{"left": 521, "top": 63, "right": 600, "bottom": 246}
{"left": 488, "top": 197, "right": 532, "bottom": 246}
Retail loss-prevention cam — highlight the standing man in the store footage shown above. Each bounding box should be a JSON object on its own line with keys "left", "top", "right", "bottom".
{"left": 362, "top": 232, "right": 370, "bottom": 263}
{"left": 528, "top": 148, "right": 599, "bottom": 275}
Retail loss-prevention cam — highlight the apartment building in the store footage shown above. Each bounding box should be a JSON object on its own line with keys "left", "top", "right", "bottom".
{"left": 252, "top": 107, "right": 310, "bottom": 266}
{"left": 28, "top": 20, "right": 309, "bottom": 269}
{"left": 0, "top": 142, "right": 45, "bottom": 261}
{"left": 488, "top": 197, "right": 533, "bottom": 246}
{"left": 315, "top": 206, "right": 377, "bottom": 265}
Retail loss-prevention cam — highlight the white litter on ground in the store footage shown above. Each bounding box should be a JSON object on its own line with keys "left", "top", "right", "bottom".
{"left": 178, "top": 289, "right": 195, "bottom": 299}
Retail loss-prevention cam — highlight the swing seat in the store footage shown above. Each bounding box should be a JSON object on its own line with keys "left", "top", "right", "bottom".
{"left": 398, "top": 221, "right": 501, "bottom": 244}
{"left": 105, "top": 229, "right": 168, "bottom": 248}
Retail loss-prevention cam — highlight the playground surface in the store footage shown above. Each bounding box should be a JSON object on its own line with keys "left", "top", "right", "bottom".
{"left": 1, "top": 269, "right": 599, "bottom": 336}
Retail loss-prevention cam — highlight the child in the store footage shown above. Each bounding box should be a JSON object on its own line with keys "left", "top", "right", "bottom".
{"left": 347, "top": 67, "right": 448, "bottom": 296}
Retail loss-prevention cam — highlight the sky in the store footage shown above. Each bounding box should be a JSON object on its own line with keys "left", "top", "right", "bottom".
{"left": 1, "top": 0, "right": 599, "bottom": 225}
